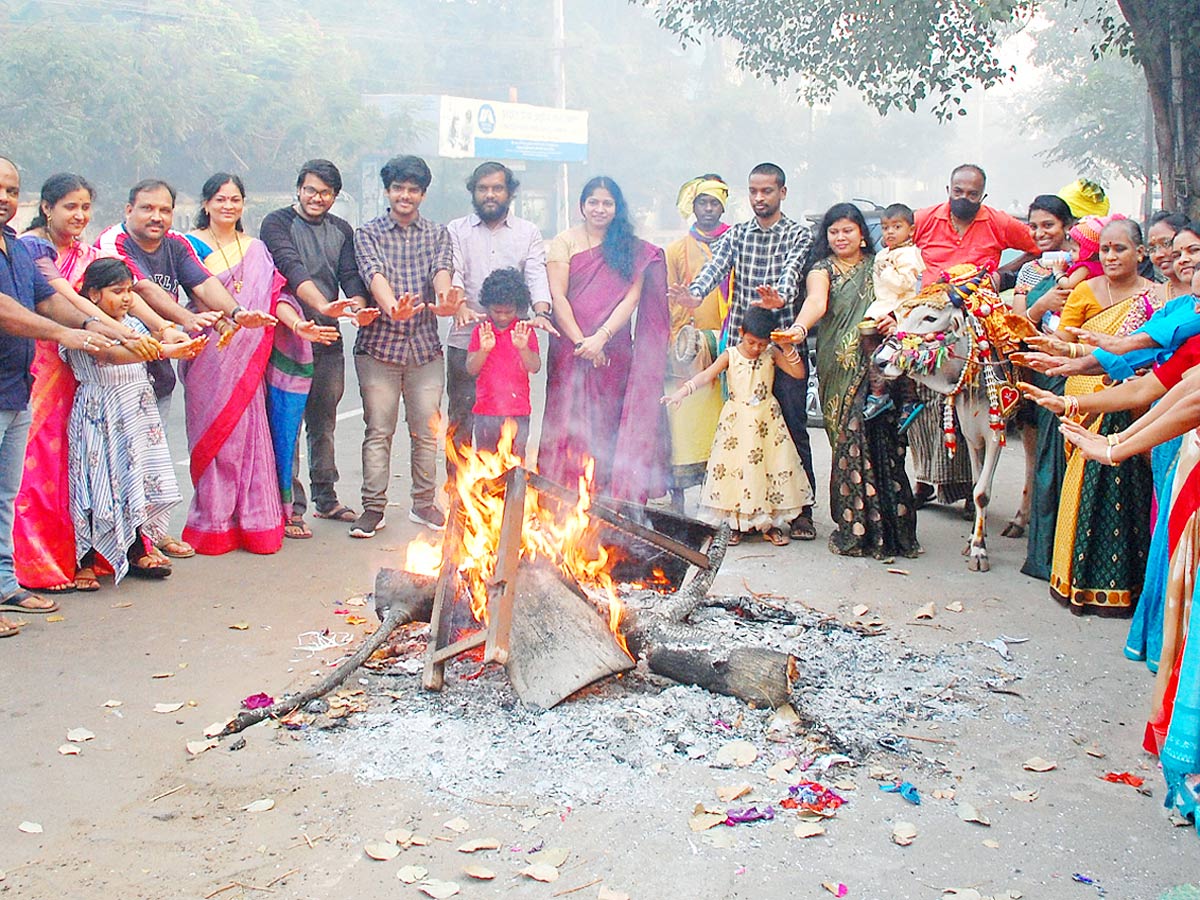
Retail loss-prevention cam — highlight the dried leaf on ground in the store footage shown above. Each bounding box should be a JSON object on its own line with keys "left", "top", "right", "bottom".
{"left": 186, "top": 738, "right": 218, "bottom": 756}
{"left": 598, "top": 888, "right": 630, "bottom": 900}
{"left": 1022, "top": 756, "right": 1057, "bottom": 772}
{"left": 913, "top": 602, "right": 936, "bottom": 620}
{"left": 1086, "top": 746, "right": 1106, "bottom": 759}
{"left": 203, "top": 721, "right": 230, "bottom": 738}
{"left": 942, "top": 890, "right": 983, "bottom": 900}
{"left": 852, "top": 604, "right": 870, "bottom": 617}
{"left": 154, "top": 702, "right": 184, "bottom": 714}
{"left": 442, "top": 816, "right": 470, "bottom": 833}
{"left": 364, "top": 840, "right": 400, "bottom": 861}
{"left": 385, "top": 827, "right": 414, "bottom": 846}
{"left": 795, "top": 821, "right": 826, "bottom": 839}
{"left": 715, "top": 739, "right": 757, "bottom": 767}
{"left": 57, "top": 743, "right": 80, "bottom": 756}
{"left": 869, "top": 765, "right": 896, "bottom": 781}
{"left": 457, "top": 837, "right": 500, "bottom": 853}
{"left": 703, "top": 830, "right": 736, "bottom": 849}
{"left": 945, "top": 601, "right": 965, "bottom": 613}
{"left": 520, "top": 863, "right": 560, "bottom": 883}
{"left": 822, "top": 883, "right": 849, "bottom": 898}
{"left": 956, "top": 801, "right": 991, "bottom": 826}
{"left": 463, "top": 865, "right": 494, "bottom": 880}
{"left": 151, "top": 672, "right": 174, "bottom": 679}
{"left": 418, "top": 879, "right": 460, "bottom": 898}
{"left": 529, "top": 846, "right": 570, "bottom": 867}
{"left": 17, "top": 821, "right": 43, "bottom": 834}
{"left": 690, "top": 803, "right": 726, "bottom": 832}
{"left": 66, "top": 727, "right": 94, "bottom": 742}
{"left": 397, "top": 865, "right": 428, "bottom": 884}
{"left": 242, "top": 798, "right": 275, "bottom": 813}
{"left": 45, "top": 614, "right": 64, "bottom": 623}
{"left": 1010, "top": 789, "right": 1039, "bottom": 803}
{"left": 932, "top": 789, "right": 956, "bottom": 800}
{"left": 832, "top": 779, "right": 858, "bottom": 791}
{"left": 982, "top": 839, "right": 1001, "bottom": 849}
{"left": 228, "top": 622, "right": 250, "bottom": 630}
{"left": 892, "top": 821, "right": 918, "bottom": 846}
{"left": 102, "top": 700, "right": 122, "bottom": 708}
{"left": 716, "top": 784, "right": 752, "bottom": 803}
{"left": 766, "top": 757, "right": 798, "bottom": 781}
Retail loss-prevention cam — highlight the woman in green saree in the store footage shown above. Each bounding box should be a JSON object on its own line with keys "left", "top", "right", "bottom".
{"left": 780, "top": 203, "right": 919, "bottom": 559}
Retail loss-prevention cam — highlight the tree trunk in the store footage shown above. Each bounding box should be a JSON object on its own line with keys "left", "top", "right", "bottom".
{"left": 1119, "top": 0, "right": 1199, "bottom": 216}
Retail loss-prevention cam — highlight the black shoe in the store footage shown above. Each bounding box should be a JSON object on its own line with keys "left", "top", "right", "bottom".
{"left": 349, "top": 509, "right": 386, "bottom": 539}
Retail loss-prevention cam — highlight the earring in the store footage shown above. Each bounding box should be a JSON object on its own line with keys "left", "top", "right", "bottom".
{"left": 860, "top": 239, "right": 867, "bottom": 248}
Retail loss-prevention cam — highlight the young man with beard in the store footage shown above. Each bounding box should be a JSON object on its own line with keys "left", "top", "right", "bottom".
{"left": 663, "top": 174, "right": 731, "bottom": 510}
{"left": 260, "top": 159, "right": 379, "bottom": 535}
{"left": 668, "top": 162, "right": 817, "bottom": 540}
{"left": 444, "top": 162, "right": 552, "bottom": 476}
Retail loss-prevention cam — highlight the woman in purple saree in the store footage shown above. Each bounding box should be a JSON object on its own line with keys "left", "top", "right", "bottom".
{"left": 182, "top": 174, "right": 338, "bottom": 554}
{"left": 540, "top": 176, "right": 670, "bottom": 503}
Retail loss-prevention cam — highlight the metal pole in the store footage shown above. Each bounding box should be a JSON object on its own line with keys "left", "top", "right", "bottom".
{"left": 553, "top": 0, "right": 570, "bottom": 233}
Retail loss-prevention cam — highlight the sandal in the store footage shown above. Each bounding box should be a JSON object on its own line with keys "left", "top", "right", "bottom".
{"left": 0, "top": 616, "right": 21, "bottom": 638}
{"left": 155, "top": 536, "right": 195, "bottom": 559}
{"left": 33, "top": 582, "right": 76, "bottom": 595}
{"left": 313, "top": 503, "right": 357, "bottom": 523}
{"left": 285, "top": 515, "right": 313, "bottom": 539}
{"left": 728, "top": 530, "right": 743, "bottom": 546}
{"left": 0, "top": 589, "right": 60, "bottom": 614}
{"left": 789, "top": 515, "right": 817, "bottom": 541}
{"left": 127, "top": 554, "right": 172, "bottom": 579}
{"left": 74, "top": 568, "right": 100, "bottom": 592}
{"left": 765, "top": 527, "right": 791, "bottom": 546}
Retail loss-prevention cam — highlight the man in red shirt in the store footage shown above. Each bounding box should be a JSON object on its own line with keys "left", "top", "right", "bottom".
{"left": 913, "top": 164, "right": 1038, "bottom": 282}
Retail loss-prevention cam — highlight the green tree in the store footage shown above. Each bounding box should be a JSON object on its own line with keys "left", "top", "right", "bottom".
{"left": 638, "top": 0, "right": 1200, "bottom": 216}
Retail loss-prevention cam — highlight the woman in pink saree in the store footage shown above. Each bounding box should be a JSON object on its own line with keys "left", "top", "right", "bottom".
{"left": 182, "top": 174, "right": 337, "bottom": 555}
{"left": 16, "top": 174, "right": 161, "bottom": 593}
{"left": 540, "top": 176, "right": 670, "bottom": 503}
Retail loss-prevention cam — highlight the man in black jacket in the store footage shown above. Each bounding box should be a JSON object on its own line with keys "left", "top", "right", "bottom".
{"left": 260, "top": 159, "right": 378, "bottom": 536}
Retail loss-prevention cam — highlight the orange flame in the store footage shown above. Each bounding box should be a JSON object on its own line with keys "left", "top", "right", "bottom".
{"left": 403, "top": 421, "right": 630, "bottom": 658}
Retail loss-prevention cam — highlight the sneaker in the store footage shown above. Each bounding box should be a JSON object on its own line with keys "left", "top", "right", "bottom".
{"left": 349, "top": 509, "right": 386, "bottom": 539}
{"left": 409, "top": 505, "right": 446, "bottom": 531}
{"left": 863, "top": 394, "right": 894, "bottom": 421}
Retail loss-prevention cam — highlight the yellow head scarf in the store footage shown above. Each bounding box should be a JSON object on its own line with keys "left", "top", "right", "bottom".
{"left": 676, "top": 177, "right": 729, "bottom": 220}
{"left": 1058, "top": 179, "right": 1110, "bottom": 218}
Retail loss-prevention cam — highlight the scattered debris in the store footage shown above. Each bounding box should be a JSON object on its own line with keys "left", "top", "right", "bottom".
{"left": 1022, "top": 756, "right": 1057, "bottom": 772}
{"left": 1100, "top": 772, "right": 1144, "bottom": 788}
{"left": 892, "top": 821, "right": 918, "bottom": 846}
{"left": 65, "top": 727, "right": 94, "bottom": 743}
{"left": 242, "top": 798, "right": 275, "bottom": 813}
{"left": 956, "top": 801, "right": 991, "bottom": 826}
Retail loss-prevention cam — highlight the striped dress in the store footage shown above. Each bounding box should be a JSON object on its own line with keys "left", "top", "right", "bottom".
{"left": 63, "top": 317, "right": 181, "bottom": 583}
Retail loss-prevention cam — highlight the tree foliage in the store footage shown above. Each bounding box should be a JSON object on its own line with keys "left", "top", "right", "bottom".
{"left": 640, "top": 0, "right": 1200, "bottom": 214}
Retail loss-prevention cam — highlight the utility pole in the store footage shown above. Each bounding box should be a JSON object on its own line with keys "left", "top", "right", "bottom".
{"left": 552, "top": 0, "right": 569, "bottom": 233}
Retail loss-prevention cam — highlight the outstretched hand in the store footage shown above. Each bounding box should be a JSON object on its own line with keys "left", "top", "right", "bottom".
{"left": 752, "top": 284, "right": 785, "bottom": 310}
{"left": 430, "top": 286, "right": 465, "bottom": 317}
{"left": 477, "top": 320, "right": 496, "bottom": 352}
{"left": 667, "top": 283, "right": 701, "bottom": 309}
{"left": 161, "top": 334, "right": 208, "bottom": 360}
{"left": 1016, "top": 380, "right": 1066, "bottom": 415}
{"left": 511, "top": 320, "right": 532, "bottom": 350}
{"left": 1064, "top": 326, "right": 1121, "bottom": 353}
{"left": 294, "top": 320, "right": 341, "bottom": 345}
{"left": 234, "top": 307, "right": 278, "bottom": 329}
{"left": 1059, "top": 417, "right": 1108, "bottom": 462}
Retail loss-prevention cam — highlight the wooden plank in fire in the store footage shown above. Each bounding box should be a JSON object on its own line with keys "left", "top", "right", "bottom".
{"left": 523, "top": 470, "right": 711, "bottom": 570}
{"left": 423, "top": 494, "right": 482, "bottom": 691}
{"left": 483, "top": 467, "right": 526, "bottom": 665}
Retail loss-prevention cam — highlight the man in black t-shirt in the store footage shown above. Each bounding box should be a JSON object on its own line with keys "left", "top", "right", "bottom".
{"left": 260, "top": 160, "right": 377, "bottom": 532}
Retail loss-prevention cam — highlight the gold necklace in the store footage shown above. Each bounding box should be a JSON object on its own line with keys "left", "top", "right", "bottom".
{"left": 1103, "top": 276, "right": 1149, "bottom": 308}
{"left": 211, "top": 230, "right": 245, "bottom": 294}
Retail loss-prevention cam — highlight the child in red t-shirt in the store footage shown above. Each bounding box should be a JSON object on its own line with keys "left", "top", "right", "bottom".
{"left": 466, "top": 267, "right": 541, "bottom": 457}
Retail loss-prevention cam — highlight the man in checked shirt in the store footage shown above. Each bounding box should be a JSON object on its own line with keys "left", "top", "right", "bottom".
{"left": 667, "top": 162, "right": 817, "bottom": 541}
{"left": 351, "top": 156, "right": 463, "bottom": 539}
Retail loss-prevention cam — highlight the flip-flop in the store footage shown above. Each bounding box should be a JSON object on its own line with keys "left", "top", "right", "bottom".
{"left": 765, "top": 527, "right": 791, "bottom": 546}
{"left": 313, "top": 504, "right": 357, "bottom": 522}
{"left": 0, "top": 589, "right": 60, "bottom": 614}
{"left": 0, "top": 619, "right": 19, "bottom": 638}
{"left": 728, "top": 530, "right": 743, "bottom": 546}
{"left": 127, "top": 555, "right": 172, "bottom": 580}
{"left": 74, "top": 568, "right": 100, "bottom": 592}
{"left": 285, "top": 516, "right": 313, "bottom": 539}
{"left": 155, "top": 536, "right": 195, "bottom": 559}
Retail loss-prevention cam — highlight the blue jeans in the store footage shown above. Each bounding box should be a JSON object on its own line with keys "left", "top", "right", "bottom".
{"left": 0, "top": 408, "right": 32, "bottom": 596}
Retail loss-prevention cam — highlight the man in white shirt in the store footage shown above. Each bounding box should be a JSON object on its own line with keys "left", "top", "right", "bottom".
{"left": 445, "top": 162, "right": 553, "bottom": 477}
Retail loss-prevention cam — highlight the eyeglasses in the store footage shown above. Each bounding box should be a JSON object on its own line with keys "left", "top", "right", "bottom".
{"left": 300, "top": 186, "right": 335, "bottom": 201}
{"left": 1148, "top": 240, "right": 1174, "bottom": 252}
